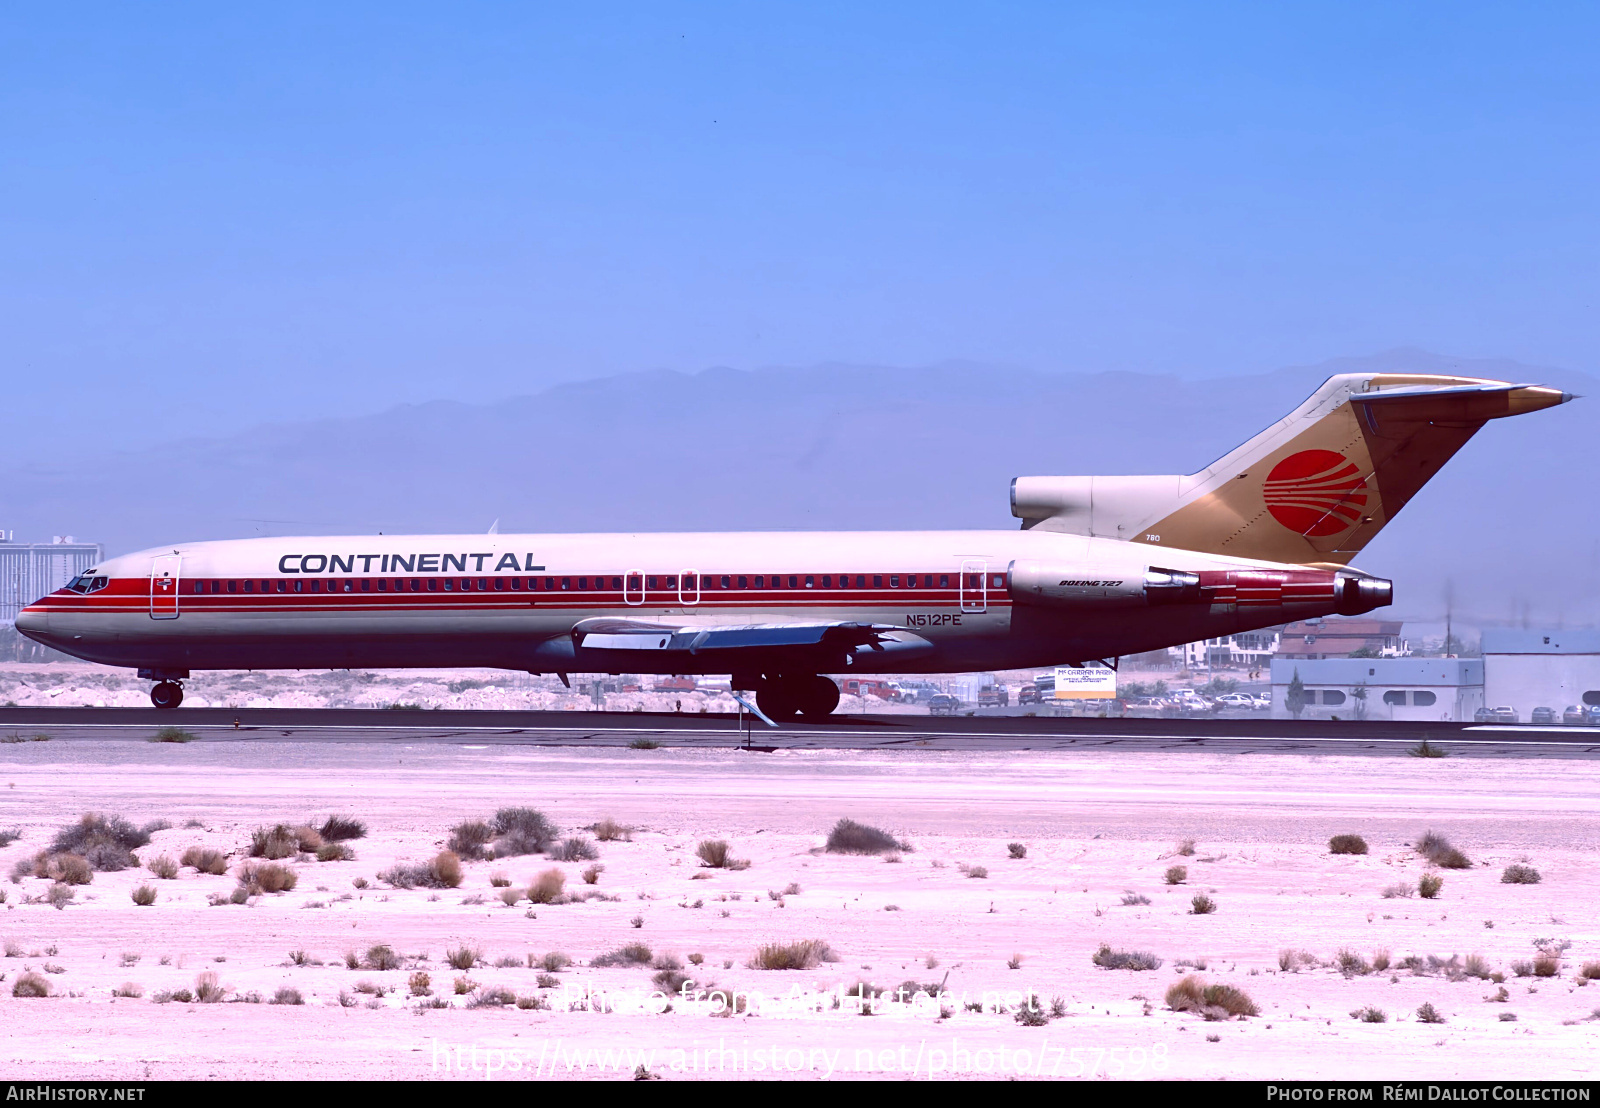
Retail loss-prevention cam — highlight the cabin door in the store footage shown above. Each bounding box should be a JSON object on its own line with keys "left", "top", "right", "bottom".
{"left": 150, "top": 554, "right": 181, "bottom": 619}
{"left": 959, "top": 559, "right": 987, "bottom": 614}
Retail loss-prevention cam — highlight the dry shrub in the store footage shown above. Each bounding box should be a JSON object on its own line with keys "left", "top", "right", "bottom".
{"left": 364, "top": 945, "right": 401, "bottom": 971}
{"left": 1007, "top": 843, "right": 1027, "bottom": 859}
{"left": 1092, "top": 945, "right": 1163, "bottom": 971}
{"left": 1166, "top": 975, "right": 1259, "bottom": 1019}
{"left": 541, "top": 952, "right": 572, "bottom": 973}
{"left": 965, "top": 865, "right": 989, "bottom": 880}
{"left": 695, "top": 840, "right": 732, "bottom": 868}
{"left": 180, "top": 847, "right": 228, "bottom": 875}
{"left": 1579, "top": 962, "right": 1600, "bottom": 981}
{"left": 1417, "top": 832, "right": 1471, "bottom": 869}
{"left": 1337, "top": 949, "right": 1371, "bottom": 976}
{"left": 1463, "top": 953, "right": 1492, "bottom": 979}
{"left": 1417, "top": 1001, "right": 1445, "bottom": 1024}
{"left": 447, "top": 820, "right": 494, "bottom": 860}
{"left": 516, "top": 994, "right": 550, "bottom": 1010}
{"left": 131, "top": 884, "right": 157, "bottom": 906}
{"left": 1278, "top": 949, "right": 1316, "bottom": 972}
{"left": 750, "top": 939, "right": 837, "bottom": 970}
{"left": 446, "top": 946, "right": 481, "bottom": 971}
{"left": 318, "top": 815, "right": 366, "bottom": 842}
{"left": 238, "top": 861, "right": 297, "bottom": 893}
{"left": 36, "top": 853, "right": 93, "bottom": 885}
{"left": 1176, "top": 839, "right": 1197, "bottom": 856}
{"left": 1164, "top": 865, "right": 1188, "bottom": 886}
{"left": 1329, "top": 834, "right": 1368, "bottom": 855}
{"left": 582, "top": 864, "right": 604, "bottom": 885}
{"left": 193, "top": 972, "right": 226, "bottom": 1003}
{"left": 316, "top": 843, "right": 354, "bottom": 862}
{"left": 467, "top": 986, "right": 518, "bottom": 1009}
{"left": 527, "top": 869, "right": 567, "bottom": 904}
{"left": 1354, "top": 1006, "right": 1387, "bottom": 1023}
{"left": 593, "top": 818, "right": 631, "bottom": 842}
{"left": 46, "top": 883, "right": 74, "bottom": 909}
{"left": 13, "top": 972, "right": 50, "bottom": 997}
{"left": 1122, "top": 893, "right": 1151, "bottom": 906}
{"left": 653, "top": 968, "right": 691, "bottom": 993}
{"left": 592, "top": 943, "right": 653, "bottom": 968}
{"left": 384, "top": 851, "right": 462, "bottom": 889}
{"left": 408, "top": 972, "right": 432, "bottom": 997}
{"left": 488, "top": 872, "right": 511, "bottom": 888}
{"left": 112, "top": 982, "right": 144, "bottom": 998}
{"left": 147, "top": 855, "right": 179, "bottom": 880}
{"left": 1382, "top": 882, "right": 1414, "bottom": 899}
{"left": 1190, "top": 894, "right": 1217, "bottom": 915}
{"left": 825, "top": 819, "right": 908, "bottom": 855}
{"left": 549, "top": 837, "right": 599, "bottom": 862}
{"left": 249, "top": 826, "right": 299, "bottom": 860}
{"left": 1371, "top": 949, "right": 1391, "bottom": 973}
{"left": 1419, "top": 874, "right": 1443, "bottom": 899}
{"left": 50, "top": 813, "right": 149, "bottom": 871}
{"left": 491, "top": 808, "right": 559, "bottom": 857}
{"left": 1501, "top": 864, "right": 1541, "bottom": 885}
{"left": 1533, "top": 953, "right": 1560, "bottom": 978}
{"left": 498, "top": 888, "right": 521, "bottom": 906}
{"left": 271, "top": 987, "right": 304, "bottom": 1005}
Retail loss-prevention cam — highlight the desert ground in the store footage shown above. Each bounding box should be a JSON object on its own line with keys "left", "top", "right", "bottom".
{"left": 1, "top": 733, "right": 1597, "bottom": 1081}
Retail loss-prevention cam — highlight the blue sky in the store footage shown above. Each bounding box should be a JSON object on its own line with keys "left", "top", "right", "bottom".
{"left": 2, "top": 3, "right": 1594, "bottom": 455}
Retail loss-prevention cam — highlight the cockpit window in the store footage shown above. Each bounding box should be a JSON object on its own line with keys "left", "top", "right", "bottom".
{"left": 65, "top": 575, "right": 109, "bottom": 594}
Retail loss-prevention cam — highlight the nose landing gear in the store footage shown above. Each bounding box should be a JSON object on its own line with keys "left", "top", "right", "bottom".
{"left": 150, "top": 681, "right": 184, "bottom": 709}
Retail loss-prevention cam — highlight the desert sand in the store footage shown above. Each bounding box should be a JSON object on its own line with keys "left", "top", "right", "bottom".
{"left": 1, "top": 736, "right": 1597, "bottom": 1081}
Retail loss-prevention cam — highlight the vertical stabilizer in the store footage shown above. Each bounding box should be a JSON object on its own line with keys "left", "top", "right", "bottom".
{"left": 1011, "top": 373, "right": 1571, "bottom": 565}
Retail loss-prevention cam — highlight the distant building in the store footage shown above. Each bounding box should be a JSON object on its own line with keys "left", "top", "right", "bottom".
{"left": 1171, "top": 629, "right": 1281, "bottom": 670}
{"left": 0, "top": 534, "right": 104, "bottom": 623}
{"left": 1481, "top": 630, "right": 1600, "bottom": 719}
{"left": 1270, "top": 657, "right": 1483, "bottom": 722}
{"left": 1277, "top": 618, "right": 1407, "bottom": 660}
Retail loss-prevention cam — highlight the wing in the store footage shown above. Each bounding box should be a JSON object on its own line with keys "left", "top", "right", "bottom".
{"left": 567, "top": 617, "right": 934, "bottom": 671}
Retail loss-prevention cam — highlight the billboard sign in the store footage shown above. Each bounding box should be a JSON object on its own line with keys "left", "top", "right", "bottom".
{"left": 1054, "top": 665, "right": 1117, "bottom": 699}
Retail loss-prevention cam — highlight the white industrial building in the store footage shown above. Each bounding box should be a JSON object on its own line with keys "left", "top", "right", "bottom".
{"left": 1269, "top": 657, "right": 1484, "bottom": 722}
{"left": 0, "top": 535, "right": 103, "bottom": 623}
{"left": 1171, "top": 629, "right": 1281, "bottom": 670}
{"left": 1481, "top": 630, "right": 1600, "bottom": 720}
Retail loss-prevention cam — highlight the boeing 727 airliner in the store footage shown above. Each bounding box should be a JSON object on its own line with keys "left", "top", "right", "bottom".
{"left": 15, "top": 372, "right": 1571, "bottom": 718}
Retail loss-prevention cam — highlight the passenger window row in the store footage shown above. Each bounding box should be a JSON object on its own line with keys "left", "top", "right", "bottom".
{"left": 187, "top": 572, "right": 1007, "bottom": 595}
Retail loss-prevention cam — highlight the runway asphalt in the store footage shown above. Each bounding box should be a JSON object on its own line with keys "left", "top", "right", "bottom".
{"left": 2, "top": 706, "right": 1597, "bottom": 757}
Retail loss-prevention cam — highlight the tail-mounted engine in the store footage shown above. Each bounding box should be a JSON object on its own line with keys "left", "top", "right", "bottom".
{"left": 1008, "top": 559, "right": 1392, "bottom": 616}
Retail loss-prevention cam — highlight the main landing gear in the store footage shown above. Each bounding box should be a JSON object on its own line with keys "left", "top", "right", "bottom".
{"left": 150, "top": 682, "right": 184, "bottom": 709}
{"left": 752, "top": 673, "right": 840, "bottom": 722}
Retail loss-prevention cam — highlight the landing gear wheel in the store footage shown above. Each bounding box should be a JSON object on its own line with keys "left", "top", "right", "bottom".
{"left": 796, "top": 674, "right": 840, "bottom": 720}
{"left": 150, "top": 682, "right": 184, "bottom": 710}
{"left": 755, "top": 682, "right": 799, "bottom": 722}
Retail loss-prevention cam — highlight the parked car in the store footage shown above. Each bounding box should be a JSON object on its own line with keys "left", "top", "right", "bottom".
{"left": 1530, "top": 706, "right": 1557, "bottom": 725}
{"left": 1564, "top": 705, "right": 1590, "bottom": 726}
{"left": 1588, "top": 705, "right": 1600, "bottom": 727}
{"left": 978, "top": 685, "right": 1009, "bottom": 708}
{"left": 1018, "top": 685, "right": 1042, "bottom": 705}
{"left": 928, "top": 693, "right": 962, "bottom": 716}
{"left": 1214, "top": 692, "right": 1260, "bottom": 710}
{"left": 1486, "top": 706, "right": 1519, "bottom": 724}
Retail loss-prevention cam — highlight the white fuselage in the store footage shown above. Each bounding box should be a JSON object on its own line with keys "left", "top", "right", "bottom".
{"left": 16, "top": 529, "right": 1381, "bottom": 678}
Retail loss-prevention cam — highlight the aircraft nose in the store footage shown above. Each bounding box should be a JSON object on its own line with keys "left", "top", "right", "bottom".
{"left": 14, "top": 606, "right": 49, "bottom": 640}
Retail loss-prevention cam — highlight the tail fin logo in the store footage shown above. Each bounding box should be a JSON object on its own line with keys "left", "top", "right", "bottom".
{"left": 1262, "top": 450, "right": 1368, "bottom": 537}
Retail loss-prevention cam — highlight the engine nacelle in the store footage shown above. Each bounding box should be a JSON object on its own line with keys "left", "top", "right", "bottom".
{"left": 1008, "top": 560, "right": 1202, "bottom": 609}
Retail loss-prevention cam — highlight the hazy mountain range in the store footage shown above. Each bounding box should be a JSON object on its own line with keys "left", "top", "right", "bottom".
{"left": 6, "top": 349, "right": 1595, "bottom": 626}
